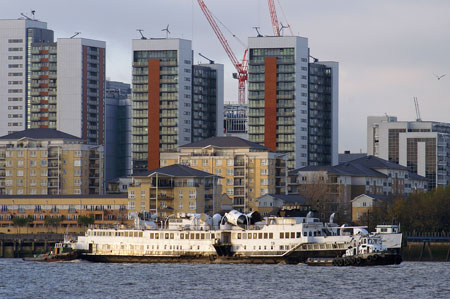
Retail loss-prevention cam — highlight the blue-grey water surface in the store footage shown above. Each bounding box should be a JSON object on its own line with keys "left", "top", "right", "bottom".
{"left": 0, "top": 259, "right": 449, "bottom": 298}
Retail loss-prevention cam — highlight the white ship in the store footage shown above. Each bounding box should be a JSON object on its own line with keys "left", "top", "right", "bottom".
{"left": 74, "top": 211, "right": 402, "bottom": 264}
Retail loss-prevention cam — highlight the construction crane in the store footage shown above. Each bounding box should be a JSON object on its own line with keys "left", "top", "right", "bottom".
{"left": 268, "top": 0, "right": 280, "bottom": 36}
{"left": 197, "top": 0, "right": 248, "bottom": 105}
{"left": 413, "top": 97, "right": 422, "bottom": 122}
{"left": 267, "top": 0, "right": 293, "bottom": 36}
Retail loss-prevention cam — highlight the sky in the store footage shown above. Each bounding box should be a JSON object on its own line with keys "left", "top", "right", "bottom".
{"left": 3, "top": 0, "right": 450, "bottom": 153}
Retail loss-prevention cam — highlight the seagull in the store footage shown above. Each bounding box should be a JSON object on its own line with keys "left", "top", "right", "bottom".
{"left": 433, "top": 73, "right": 446, "bottom": 80}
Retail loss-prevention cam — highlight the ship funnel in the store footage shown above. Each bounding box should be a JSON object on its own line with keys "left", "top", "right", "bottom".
{"left": 246, "top": 211, "right": 262, "bottom": 225}
{"left": 224, "top": 210, "right": 248, "bottom": 227}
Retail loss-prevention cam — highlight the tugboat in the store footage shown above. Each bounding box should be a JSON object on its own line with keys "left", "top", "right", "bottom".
{"left": 306, "top": 235, "right": 402, "bottom": 266}
{"left": 23, "top": 236, "right": 81, "bottom": 262}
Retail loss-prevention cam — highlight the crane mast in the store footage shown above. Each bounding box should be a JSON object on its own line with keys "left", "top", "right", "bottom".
{"left": 197, "top": 0, "right": 248, "bottom": 104}
{"left": 268, "top": 0, "right": 281, "bottom": 36}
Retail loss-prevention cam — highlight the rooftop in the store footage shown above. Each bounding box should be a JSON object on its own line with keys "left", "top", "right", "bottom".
{"left": 291, "top": 155, "right": 426, "bottom": 180}
{"left": 179, "top": 136, "right": 268, "bottom": 150}
{"left": 0, "top": 129, "right": 81, "bottom": 141}
{"left": 133, "top": 164, "right": 215, "bottom": 178}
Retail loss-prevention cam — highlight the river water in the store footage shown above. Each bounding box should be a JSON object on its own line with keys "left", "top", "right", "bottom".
{"left": 0, "top": 259, "right": 448, "bottom": 298}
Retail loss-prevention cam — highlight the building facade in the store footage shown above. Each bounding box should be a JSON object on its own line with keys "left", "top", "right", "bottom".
{"left": 132, "top": 38, "right": 224, "bottom": 173}
{"left": 0, "top": 19, "right": 54, "bottom": 136}
{"left": 224, "top": 103, "right": 248, "bottom": 139}
{"left": 132, "top": 38, "right": 193, "bottom": 172}
{"left": 160, "top": 136, "right": 288, "bottom": 213}
{"left": 247, "top": 36, "right": 338, "bottom": 169}
{"left": 308, "top": 61, "right": 339, "bottom": 166}
{"left": 192, "top": 64, "right": 224, "bottom": 142}
{"left": 128, "top": 164, "right": 221, "bottom": 218}
{"left": 368, "top": 116, "right": 450, "bottom": 188}
{"left": 0, "top": 194, "right": 129, "bottom": 234}
{"left": 105, "top": 80, "right": 132, "bottom": 182}
{"left": 56, "top": 38, "right": 106, "bottom": 145}
{"left": 0, "top": 129, "right": 104, "bottom": 196}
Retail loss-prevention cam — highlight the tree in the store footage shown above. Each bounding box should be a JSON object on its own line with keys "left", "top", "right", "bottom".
{"left": 12, "top": 216, "right": 33, "bottom": 234}
{"left": 77, "top": 215, "right": 95, "bottom": 227}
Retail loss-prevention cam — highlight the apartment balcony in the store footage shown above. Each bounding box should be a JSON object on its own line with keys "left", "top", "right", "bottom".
{"left": 234, "top": 179, "right": 245, "bottom": 187}
{"left": 48, "top": 161, "right": 60, "bottom": 168}
{"left": 89, "top": 170, "right": 100, "bottom": 178}
{"left": 234, "top": 160, "right": 245, "bottom": 167}
{"left": 48, "top": 170, "right": 59, "bottom": 178}
{"left": 234, "top": 170, "right": 245, "bottom": 177}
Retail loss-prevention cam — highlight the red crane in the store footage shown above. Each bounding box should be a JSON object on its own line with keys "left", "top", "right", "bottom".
{"left": 268, "top": 0, "right": 281, "bottom": 36}
{"left": 197, "top": 0, "right": 248, "bottom": 105}
{"left": 268, "top": 0, "right": 293, "bottom": 36}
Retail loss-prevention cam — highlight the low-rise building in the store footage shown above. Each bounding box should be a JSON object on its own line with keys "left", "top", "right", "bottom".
{"left": 0, "top": 129, "right": 104, "bottom": 195}
{"left": 0, "top": 194, "right": 129, "bottom": 234}
{"left": 127, "top": 164, "right": 222, "bottom": 218}
{"left": 351, "top": 193, "right": 389, "bottom": 224}
{"left": 160, "top": 136, "right": 288, "bottom": 213}
{"left": 289, "top": 155, "right": 427, "bottom": 221}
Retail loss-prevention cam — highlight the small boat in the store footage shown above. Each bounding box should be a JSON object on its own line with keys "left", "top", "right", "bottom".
{"left": 23, "top": 241, "right": 80, "bottom": 262}
{"left": 323, "top": 235, "right": 401, "bottom": 266}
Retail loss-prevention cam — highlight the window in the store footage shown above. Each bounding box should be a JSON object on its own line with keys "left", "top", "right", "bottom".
{"left": 30, "top": 160, "right": 37, "bottom": 167}
{"left": 178, "top": 190, "right": 183, "bottom": 199}
{"left": 41, "top": 160, "right": 47, "bottom": 166}
{"left": 74, "top": 160, "right": 81, "bottom": 167}
{"left": 202, "top": 159, "right": 208, "bottom": 166}
{"left": 215, "top": 159, "right": 222, "bottom": 166}
{"left": 17, "top": 170, "right": 24, "bottom": 177}
{"left": 227, "top": 169, "right": 234, "bottom": 176}
{"left": 227, "top": 159, "right": 234, "bottom": 166}
{"left": 189, "top": 190, "right": 196, "bottom": 199}
{"left": 215, "top": 169, "right": 221, "bottom": 175}
{"left": 189, "top": 201, "right": 196, "bottom": 210}
{"left": 260, "top": 169, "right": 268, "bottom": 175}
{"left": 40, "top": 169, "right": 47, "bottom": 177}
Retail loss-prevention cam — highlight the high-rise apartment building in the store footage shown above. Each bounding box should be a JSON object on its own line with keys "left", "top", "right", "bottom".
{"left": 247, "top": 36, "right": 338, "bottom": 169}
{"left": 131, "top": 38, "right": 223, "bottom": 173}
{"left": 105, "top": 80, "right": 132, "bottom": 182}
{"left": 0, "top": 19, "right": 53, "bottom": 135}
{"left": 27, "top": 38, "right": 106, "bottom": 147}
{"left": 308, "top": 61, "right": 339, "bottom": 166}
{"left": 0, "top": 129, "right": 104, "bottom": 196}
{"left": 192, "top": 64, "right": 224, "bottom": 142}
{"left": 56, "top": 38, "right": 106, "bottom": 145}
{"left": 368, "top": 116, "right": 450, "bottom": 188}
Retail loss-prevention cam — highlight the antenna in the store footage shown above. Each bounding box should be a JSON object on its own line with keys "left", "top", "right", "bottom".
{"left": 137, "top": 29, "right": 147, "bottom": 40}
{"left": 309, "top": 55, "right": 319, "bottom": 63}
{"left": 162, "top": 24, "right": 170, "bottom": 39}
{"left": 199, "top": 53, "right": 214, "bottom": 64}
{"left": 20, "top": 13, "right": 32, "bottom": 20}
{"left": 413, "top": 97, "right": 421, "bottom": 122}
{"left": 70, "top": 32, "right": 81, "bottom": 39}
{"left": 252, "top": 26, "right": 262, "bottom": 37}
